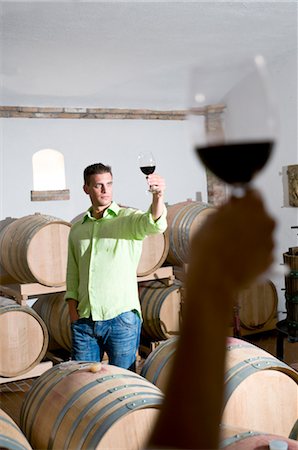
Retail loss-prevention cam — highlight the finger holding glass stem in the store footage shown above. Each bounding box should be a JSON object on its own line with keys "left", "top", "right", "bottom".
{"left": 147, "top": 173, "right": 166, "bottom": 195}
{"left": 148, "top": 174, "right": 166, "bottom": 221}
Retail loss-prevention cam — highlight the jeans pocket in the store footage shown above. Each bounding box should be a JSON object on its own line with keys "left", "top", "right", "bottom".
{"left": 117, "top": 310, "right": 139, "bottom": 328}
{"left": 71, "top": 317, "right": 89, "bottom": 328}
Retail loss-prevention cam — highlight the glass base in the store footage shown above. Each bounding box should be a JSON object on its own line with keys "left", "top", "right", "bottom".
{"left": 230, "top": 184, "right": 250, "bottom": 198}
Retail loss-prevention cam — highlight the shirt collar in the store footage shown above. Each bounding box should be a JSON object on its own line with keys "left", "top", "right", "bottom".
{"left": 82, "top": 201, "right": 120, "bottom": 222}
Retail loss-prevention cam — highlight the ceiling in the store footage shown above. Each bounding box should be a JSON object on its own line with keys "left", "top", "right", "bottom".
{"left": 1, "top": 1, "right": 297, "bottom": 109}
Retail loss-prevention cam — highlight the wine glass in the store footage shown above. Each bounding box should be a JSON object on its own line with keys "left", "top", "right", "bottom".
{"left": 188, "top": 55, "right": 288, "bottom": 277}
{"left": 188, "top": 54, "right": 276, "bottom": 197}
{"left": 138, "top": 151, "right": 158, "bottom": 193}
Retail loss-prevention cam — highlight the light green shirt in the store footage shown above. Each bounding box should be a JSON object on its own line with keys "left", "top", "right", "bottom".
{"left": 65, "top": 201, "right": 167, "bottom": 320}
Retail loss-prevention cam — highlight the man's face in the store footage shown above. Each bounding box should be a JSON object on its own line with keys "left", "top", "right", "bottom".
{"left": 83, "top": 172, "right": 113, "bottom": 208}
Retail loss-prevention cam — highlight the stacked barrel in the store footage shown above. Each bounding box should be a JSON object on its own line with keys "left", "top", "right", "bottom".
{"left": 0, "top": 213, "right": 72, "bottom": 449}
{"left": 0, "top": 208, "right": 177, "bottom": 450}
{"left": 0, "top": 408, "right": 32, "bottom": 450}
{"left": 0, "top": 297, "right": 49, "bottom": 378}
{"left": 0, "top": 203, "right": 280, "bottom": 362}
{"left": 138, "top": 200, "right": 215, "bottom": 348}
{"left": 283, "top": 246, "right": 298, "bottom": 341}
{"left": 1, "top": 204, "right": 293, "bottom": 450}
{"left": 161, "top": 200, "right": 279, "bottom": 338}
{"left": 139, "top": 202, "right": 297, "bottom": 449}
{"left": 20, "top": 362, "right": 163, "bottom": 450}
{"left": 0, "top": 202, "right": 211, "bottom": 450}
{"left": 140, "top": 336, "right": 298, "bottom": 446}
{"left": 0, "top": 213, "right": 71, "bottom": 287}
{"left": 0, "top": 214, "right": 72, "bottom": 380}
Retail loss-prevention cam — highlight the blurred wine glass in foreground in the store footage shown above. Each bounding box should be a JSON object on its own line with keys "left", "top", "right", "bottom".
{"left": 188, "top": 54, "right": 276, "bottom": 197}
{"left": 188, "top": 54, "right": 288, "bottom": 276}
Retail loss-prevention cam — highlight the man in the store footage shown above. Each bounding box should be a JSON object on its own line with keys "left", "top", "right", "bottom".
{"left": 65, "top": 162, "right": 167, "bottom": 371}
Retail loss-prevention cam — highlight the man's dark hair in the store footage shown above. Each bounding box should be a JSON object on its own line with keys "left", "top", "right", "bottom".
{"left": 83, "top": 163, "right": 113, "bottom": 185}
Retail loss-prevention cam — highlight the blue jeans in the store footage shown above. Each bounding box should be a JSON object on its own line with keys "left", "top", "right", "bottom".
{"left": 71, "top": 310, "right": 141, "bottom": 370}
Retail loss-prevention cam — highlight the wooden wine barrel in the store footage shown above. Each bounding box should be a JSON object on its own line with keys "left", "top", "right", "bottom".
{"left": 165, "top": 201, "right": 216, "bottom": 266}
{"left": 0, "top": 217, "right": 18, "bottom": 285}
{"left": 172, "top": 272, "right": 278, "bottom": 334}
{"left": 0, "top": 408, "right": 32, "bottom": 450}
{"left": 33, "top": 293, "right": 71, "bottom": 351}
{"left": 0, "top": 213, "right": 71, "bottom": 287}
{"left": 284, "top": 247, "right": 298, "bottom": 297}
{"left": 20, "top": 361, "right": 163, "bottom": 450}
{"left": 219, "top": 423, "right": 298, "bottom": 449}
{"left": 141, "top": 336, "right": 298, "bottom": 438}
{"left": 137, "top": 232, "right": 169, "bottom": 276}
{"left": 235, "top": 280, "right": 278, "bottom": 331}
{"left": 0, "top": 298, "right": 48, "bottom": 377}
{"left": 283, "top": 249, "right": 298, "bottom": 339}
{"left": 71, "top": 209, "right": 169, "bottom": 277}
{"left": 222, "top": 337, "right": 298, "bottom": 437}
{"left": 139, "top": 280, "right": 182, "bottom": 341}
{"left": 141, "top": 337, "right": 178, "bottom": 391}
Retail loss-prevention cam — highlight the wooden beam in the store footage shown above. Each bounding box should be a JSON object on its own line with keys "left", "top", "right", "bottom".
{"left": 0, "top": 106, "right": 188, "bottom": 120}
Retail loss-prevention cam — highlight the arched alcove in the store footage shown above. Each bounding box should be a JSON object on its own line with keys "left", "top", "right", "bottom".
{"left": 31, "top": 149, "right": 70, "bottom": 201}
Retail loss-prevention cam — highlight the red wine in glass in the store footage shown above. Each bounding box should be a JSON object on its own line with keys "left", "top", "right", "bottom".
{"left": 138, "top": 152, "right": 157, "bottom": 192}
{"left": 140, "top": 165, "right": 156, "bottom": 176}
{"left": 196, "top": 140, "right": 274, "bottom": 187}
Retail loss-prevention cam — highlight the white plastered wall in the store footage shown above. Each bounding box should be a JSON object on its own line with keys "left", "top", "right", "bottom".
{"left": 0, "top": 51, "right": 297, "bottom": 316}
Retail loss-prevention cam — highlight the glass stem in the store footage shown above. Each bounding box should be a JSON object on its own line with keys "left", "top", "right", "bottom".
{"left": 230, "top": 183, "right": 250, "bottom": 198}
